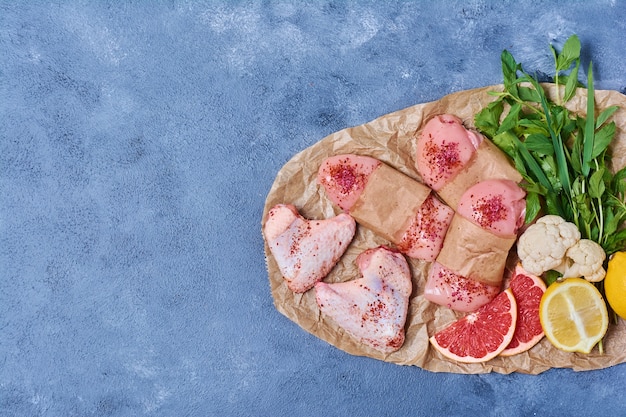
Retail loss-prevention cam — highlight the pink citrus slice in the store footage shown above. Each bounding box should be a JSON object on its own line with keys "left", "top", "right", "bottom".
{"left": 500, "top": 264, "right": 546, "bottom": 356}
{"left": 430, "top": 288, "right": 517, "bottom": 363}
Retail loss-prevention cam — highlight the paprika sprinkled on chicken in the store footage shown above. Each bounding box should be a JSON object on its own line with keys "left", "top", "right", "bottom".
{"left": 318, "top": 154, "right": 453, "bottom": 262}
{"left": 263, "top": 204, "right": 356, "bottom": 293}
{"left": 315, "top": 246, "right": 412, "bottom": 353}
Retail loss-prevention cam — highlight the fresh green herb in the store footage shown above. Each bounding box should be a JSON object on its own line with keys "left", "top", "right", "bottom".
{"left": 475, "top": 34, "right": 626, "bottom": 256}
{"left": 543, "top": 270, "right": 563, "bottom": 286}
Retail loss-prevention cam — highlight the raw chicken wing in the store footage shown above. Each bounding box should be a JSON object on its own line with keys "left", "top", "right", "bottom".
{"left": 264, "top": 204, "right": 356, "bottom": 293}
{"left": 315, "top": 246, "right": 412, "bottom": 353}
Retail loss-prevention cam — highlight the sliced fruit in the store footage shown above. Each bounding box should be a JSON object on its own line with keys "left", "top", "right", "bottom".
{"left": 429, "top": 289, "right": 517, "bottom": 363}
{"left": 604, "top": 251, "right": 626, "bottom": 320}
{"left": 539, "top": 277, "right": 608, "bottom": 354}
{"left": 500, "top": 264, "right": 546, "bottom": 356}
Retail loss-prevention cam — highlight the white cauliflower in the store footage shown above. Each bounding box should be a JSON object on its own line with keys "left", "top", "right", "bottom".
{"left": 559, "top": 239, "right": 606, "bottom": 282}
{"left": 517, "top": 215, "right": 581, "bottom": 276}
{"left": 517, "top": 215, "right": 607, "bottom": 282}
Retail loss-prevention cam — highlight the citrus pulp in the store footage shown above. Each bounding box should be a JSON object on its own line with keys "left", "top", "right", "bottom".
{"left": 539, "top": 277, "right": 608, "bottom": 354}
{"left": 430, "top": 288, "right": 517, "bottom": 363}
{"left": 500, "top": 264, "right": 546, "bottom": 356}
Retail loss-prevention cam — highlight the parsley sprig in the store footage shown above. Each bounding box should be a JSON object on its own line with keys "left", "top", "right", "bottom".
{"left": 475, "top": 35, "right": 626, "bottom": 256}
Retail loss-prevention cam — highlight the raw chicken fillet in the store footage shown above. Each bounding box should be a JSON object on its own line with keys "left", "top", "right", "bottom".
{"left": 415, "top": 114, "right": 482, "bottom": 191}
{"left": 318, "top": 154, "right": 453, "bottom": 262}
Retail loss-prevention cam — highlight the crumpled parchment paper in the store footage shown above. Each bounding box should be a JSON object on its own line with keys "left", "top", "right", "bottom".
{"left": 261, "top": 84, "right": 626, "bottom": 374}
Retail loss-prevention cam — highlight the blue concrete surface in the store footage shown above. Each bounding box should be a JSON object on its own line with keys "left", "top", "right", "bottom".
{"left": 3, "top": 1, "right": 626, "bottom": 416}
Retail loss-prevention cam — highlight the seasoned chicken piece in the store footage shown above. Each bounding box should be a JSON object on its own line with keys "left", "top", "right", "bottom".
{"left": 263, "top": 204, "right": 356, "bottom": 293}
{"left": 456, "top": 179, "right": 526, "bottom": 237}
{"left": 396, "top": 194, "right": 454, "bottom": 261}
{"left": 317, "top": 154, "right": 381, "bottom": 212}
{"left": 424, "top": 262, "right": 500, "bottom": 313}
{"left": 315, "top": 246, "right": 412, "bottom": 353}
{"left": 318, "top": 154, "right": 453, "bottom": 262}
{"left": 415, "top": 114, "right": 482, "bottom": 191}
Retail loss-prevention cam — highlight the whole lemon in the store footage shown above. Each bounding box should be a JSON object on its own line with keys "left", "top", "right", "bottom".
{"left": 604, "top": 251, "right": 626, "bottom": 320}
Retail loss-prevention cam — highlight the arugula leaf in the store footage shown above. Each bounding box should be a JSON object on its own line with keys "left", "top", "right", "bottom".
{"left": 518, "top": 119, "right": 549, "bottom": 136}
{"left": 491, "top": 130, "right": 518, "bottom": 159}
{"left": 525, "top": 191, "right": 542, "bottom": 223}
{"left": 501, "top": 50, "right": 521, "bottom": 97}
{"left": 589, "top": 168, "right": 607, "bottom": 199}
{"left": 611, "top": 165, "right": 626, "bottom": 195}
{"left": 496, "top": 102, "right": 522, "bottom": 134}
{"left": 474, "top": 99, "right": 504, "bottom": 138}
{"left": 518, "top": 86, "right": 542, "bottom": 103}
{"left": 563, "top": 58, "right": 581, "bottom": 102}
{"left": 525, "top": 133, "right": 554, "bottom": 155}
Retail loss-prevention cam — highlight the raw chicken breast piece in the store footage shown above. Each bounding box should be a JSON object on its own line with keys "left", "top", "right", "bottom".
{"left": 396, "top": 194, "right": 454, "bottom": 261}
{"left": 264, "top": 204, "right": 356, "bottom": 293}
{"left": 415, "top": 114, "right": 483, "bottom": 191}
{"left": 317, "top": 154, "right": 381, "bottom": 212}
{"left": 315, "top": 246, "right": 412, "bottom": 353}
{"left": 318, "top": 154, "right": 454, "bottom": 262}
{"left": 424, "top": 262, "right": 501, "bottom": 312}
{"left": 456, "top": 179, "right": 526, "bottom": 237}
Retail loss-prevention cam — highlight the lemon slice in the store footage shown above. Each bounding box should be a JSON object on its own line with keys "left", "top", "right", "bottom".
{"left": 539, "top": 278, "right": 608, "bottom": 354}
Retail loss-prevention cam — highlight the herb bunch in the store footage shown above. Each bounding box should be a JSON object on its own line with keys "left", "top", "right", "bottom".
{"left": 475, "top": 35, "right": 626, "bottom": 256}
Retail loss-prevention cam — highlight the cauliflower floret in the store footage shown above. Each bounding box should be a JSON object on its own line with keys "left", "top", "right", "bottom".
{"left": 517, "top": 215, "right": 581, "bottom": 276}
{"left": 559, "top": 239, "right": 607, "bottom": 282}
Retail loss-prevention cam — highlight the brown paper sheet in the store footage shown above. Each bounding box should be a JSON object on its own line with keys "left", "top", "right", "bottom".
{"left": 438, "top": 139, "right": 524, "bottom": 210}
{"left": 261, "top": 84, "right": 626, "bottom": 374}
{"left": 350, "top": 163, "right": 431, "bottom": 243}
{"left": 436, "top": 214, "right": 516, "bottom": 286}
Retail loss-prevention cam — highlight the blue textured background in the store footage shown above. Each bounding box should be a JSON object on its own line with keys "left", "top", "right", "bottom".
{"left": 3, "top": 1, "right": 626, "bottom": 416}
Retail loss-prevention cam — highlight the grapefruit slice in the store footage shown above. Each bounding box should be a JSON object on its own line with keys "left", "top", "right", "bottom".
{"left": 500, "top": 264, "right": 546, "bottom": 356}
{"left": 429, "top": 288, "right": 517, "bottom": 363}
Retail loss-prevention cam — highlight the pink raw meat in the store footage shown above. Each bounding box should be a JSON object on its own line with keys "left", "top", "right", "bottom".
{"left": 315, "top": 246, "right": 412, "bottom": 353}
{"left": 264, "top": 204, "right": 356, "bottom": 293}
{"left": 456, "top": 179, "right": 526, "bottom": 237}
{"left": 396, "top": 194, "right": 454, "bottom": 261}
{"left": 415, "top": 114, "right": 483, "bottom": 191}
{"left": 317, "top": 154, "right": 381, "bottom": 212}
{"left": 424, "top": 262, "right": 500, "bottom": 312}
{"left": 318, "top": 154, "right": 453, "bottom": 262}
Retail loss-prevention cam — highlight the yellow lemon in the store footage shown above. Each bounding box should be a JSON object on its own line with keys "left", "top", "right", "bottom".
{"left": 539, "top": 278, "right": 608, "bottom": 354}
{"left": 605, "top": 251, "right": 626, "bottom": 320}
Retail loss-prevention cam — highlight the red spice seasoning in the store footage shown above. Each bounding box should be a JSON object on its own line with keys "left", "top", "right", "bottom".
{"left": 397, "top": 195, "right": 449, "bottom": 256}
{"left": 423, "top": 136, "right": 462, "bottom": 184}
{"left": 438, "top": 267, "right": 493, "bottom": 307}
{"left": 472, "top": 194, "right": 507, "bottom": 229}
{"left": 325, "top": 157, "right": 368, "bottom": 195}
